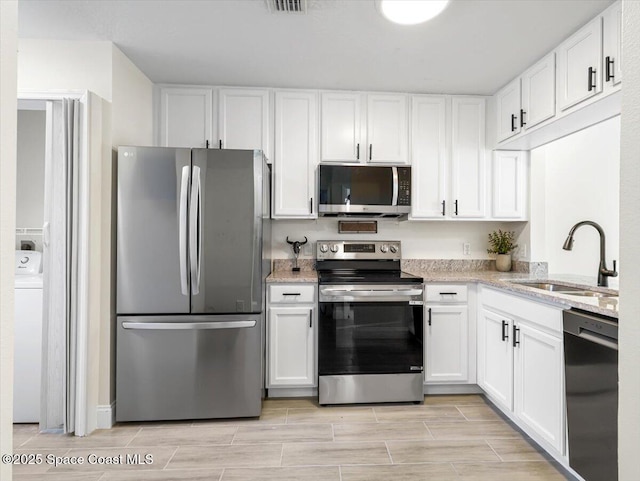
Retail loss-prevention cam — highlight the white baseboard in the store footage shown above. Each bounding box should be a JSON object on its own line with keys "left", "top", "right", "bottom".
{"left": 96, "top": 402, "right": 115, "bottom": 429}
{"left": 423, "top": 384, "right": 484, "bottom": 395}
{"left": 267, "top": 387, "right": 318, "bottom": 398}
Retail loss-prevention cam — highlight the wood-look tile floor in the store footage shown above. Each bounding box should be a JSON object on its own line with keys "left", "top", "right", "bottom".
{"left": 12, "top": 395, "right": 572, "bottom": 481}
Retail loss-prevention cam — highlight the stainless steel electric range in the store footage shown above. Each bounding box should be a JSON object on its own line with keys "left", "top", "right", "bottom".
{"left": 316, "top": 240, "right": 424, "bottom": 405}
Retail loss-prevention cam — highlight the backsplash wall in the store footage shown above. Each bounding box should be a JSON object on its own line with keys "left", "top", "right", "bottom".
{"left": 271, "top": 218, "right": 526, "bottom": 260}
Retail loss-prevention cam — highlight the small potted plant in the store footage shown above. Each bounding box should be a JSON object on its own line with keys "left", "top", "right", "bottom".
{"left": 488, "top": 230, "right": 518, "bottom": 272}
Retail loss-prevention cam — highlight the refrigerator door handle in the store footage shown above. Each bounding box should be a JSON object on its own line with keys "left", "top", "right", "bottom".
{"left": 189, "top": 166, "right": 202, "bottom": 295}
{"left": 122, "top": 320, "right": 257, "bottom": 330}
{"left": 179, "top": 166, "right": 190, "bottom": 295}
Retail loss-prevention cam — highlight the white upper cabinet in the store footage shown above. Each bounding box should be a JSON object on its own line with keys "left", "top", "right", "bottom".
{"left": 410, "top": 96, "right": 447, "bottom": 219}
{"left": 159, "top": 87, "right": 213, "bottom": 148}
{"left": 273, "top": 90, "right": 318, "bottom": 219}
{"left": 450, "top": 97, "right": 486, "bottom": 218}
{"left": 366, "top": 94, "right": 408, "bottom": 163}
{"left": 496, "top": 52, "right": 555, "bottom": 144}
{"left": 496, "top": 78, "right": 522, "bottom": 142}
{"left": 603, "top": 1, "right": 622, "bottom": 89}
{"left": 218, "top": 88, "right": 271, "bottom": 159}
{"left": 320, "top": 92, "right": 408, "bottom": 164}
{"left": 320, "top": 92, "right": 362, "bottom": 163}
{"left": 557, "top": 16, "right": 603, "bottom": 111}
{"left": 521, "top": 52, "right": 556, "bottom": 129}
{"left": 157, "top": 86, "right": 270, "bottom": 157}
{"left": 492, "top": 151, "right": 528, "bottom": 220}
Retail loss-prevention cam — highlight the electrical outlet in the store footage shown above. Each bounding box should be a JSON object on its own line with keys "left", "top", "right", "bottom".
{"left": 463, "top": 243, "right": 471, "bottom": 256}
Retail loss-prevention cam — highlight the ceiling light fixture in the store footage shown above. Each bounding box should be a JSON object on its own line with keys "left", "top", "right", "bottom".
{"left": 377, "top": 0, "right": 450, "bottom": 25}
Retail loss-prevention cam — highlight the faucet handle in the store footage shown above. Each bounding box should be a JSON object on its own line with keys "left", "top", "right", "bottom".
{"left": 613, "top": 260, "right": 618, "bottom": 276}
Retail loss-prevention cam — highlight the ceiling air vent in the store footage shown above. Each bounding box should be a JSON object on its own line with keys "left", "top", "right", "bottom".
{"left": 266, "top": 0, "right": 307, "bottom": 14}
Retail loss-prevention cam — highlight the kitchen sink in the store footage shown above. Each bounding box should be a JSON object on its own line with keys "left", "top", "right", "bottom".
{"left": 514, "top": 282, "right": 585, "bottom": 292}
{"left": 514, "top": 281, "right": 616, "bottom": 299}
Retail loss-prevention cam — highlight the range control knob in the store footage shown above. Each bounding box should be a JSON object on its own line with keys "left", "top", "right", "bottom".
{"left": 319, "top": 244, "right": 329, "bottom": 253}
{"left": 389, "top": 245, "right": 398, "bottom": 254}
{"left": 380, "top": 244, "right": 389, "bottom": 253}
{"left": 330, "top": 244, "right": 340, "bottom": 253}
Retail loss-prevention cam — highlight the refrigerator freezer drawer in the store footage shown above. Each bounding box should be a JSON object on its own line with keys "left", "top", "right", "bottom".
{"left": 116, "top": 315, "right": 263, "bottom": 422}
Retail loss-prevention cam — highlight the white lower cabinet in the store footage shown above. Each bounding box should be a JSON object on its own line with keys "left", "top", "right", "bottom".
{"left": 267, "top": 284, "right": 316, "bottom": 388}
{"left": 425, "top": 305, "right": 469, "bottom": 383}
{"left": 478, "top": 286, "right": 565, "bottom": 457}
{"left": 424, "top": 284, "right": 473, "bottom": 385}
{"left": 514, "top": 322, "right": 564, "bottom": 452}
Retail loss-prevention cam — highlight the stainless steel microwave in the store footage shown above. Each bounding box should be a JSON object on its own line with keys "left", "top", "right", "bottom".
{"left": 318, "top": 164, "right": 411, "bottom": 218}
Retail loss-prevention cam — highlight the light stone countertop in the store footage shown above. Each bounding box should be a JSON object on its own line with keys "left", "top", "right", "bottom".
{"left": 404, "top": 269, "right": 619, "bottom": 319}
{"left": 267, "top": 268, "right": 618, "bottom": 318}
{"left": 266, "top": 270, "right": 318, "bottom": 283}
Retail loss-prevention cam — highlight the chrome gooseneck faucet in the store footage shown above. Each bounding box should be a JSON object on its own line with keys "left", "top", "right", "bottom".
{"left": 562, "top": 220, "right": 618, "bottom": 287}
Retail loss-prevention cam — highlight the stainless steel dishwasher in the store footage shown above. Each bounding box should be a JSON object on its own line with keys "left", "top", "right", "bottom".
{"left": 563, "top": 309, "right": 618, "bottom": 481}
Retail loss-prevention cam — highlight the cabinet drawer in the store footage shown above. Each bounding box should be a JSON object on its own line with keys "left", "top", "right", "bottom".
{"left": 269, "top": 284, "right": 316, "bottom": 304}
{"left": 425, "top": 285, "right": 468, "bottom": 303}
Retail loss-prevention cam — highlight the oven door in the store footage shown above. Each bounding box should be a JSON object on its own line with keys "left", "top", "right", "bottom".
{"left": 318, "top": 286, "right": 424, "bottom": 376}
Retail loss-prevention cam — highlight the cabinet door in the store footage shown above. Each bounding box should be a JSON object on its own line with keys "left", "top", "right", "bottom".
{"left": 218, "top": 88, "right": 270, "bottom": 159}
{"left": 451, "top": 97, "right": 486, "bottom": 218}
{"left": 320, "top": 92, "right": 362, "bottom": 163}
{"left": 557, "top": 17, "right": 602, "bottom": 111}
{"left": 366, "top": 94, "right": 408, "bottom": 164}
{"left": 496, "top": 78, "right": 521, "bottom": 142}
{"left": 521, "top": 52, "right": 556, "bottom": 129}
{"left": 410, "top": 96, "right": 448, "bottom": 219}
{"left": 603, "top": 1, "right": 622, "bottom": 89}
{"left": 514, "top": 323, "right": 564, "bottom": 453}
{"left": 268, "top": 306, "right": 316, "bottom": 387}
{"left": 477, "top": 308, "right": 513, "bottom": 411}
{"left": 273, "top": 90, "right": 318, "bottom": 218}
{"left": 159, "top": 87, "right": 213, "bottom": 148}
{"left": 425, "top": 305, "right": 469, "bottom": 383}
{"left": 492, "top": 151, "right": 527, "bottom": 220}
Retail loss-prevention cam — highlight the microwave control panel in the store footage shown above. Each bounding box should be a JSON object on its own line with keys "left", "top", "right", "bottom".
{"left": 397, "top": 167, "right": 411, "bottom": 206}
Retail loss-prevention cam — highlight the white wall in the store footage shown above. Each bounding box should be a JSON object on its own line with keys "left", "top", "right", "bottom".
{"left": 18, "top": 39, "right": 113, "bottom": 101}
{"left": 272, "top": 218, "right": 525, "bottom": 260}
{"left": 619, "top": 1, "right": 640, "bottom": 478}
{"left": 531, "top": 117, "right": 620, "bottom": 284}
{"left": 111, "top": 46, "right": 154, "bottom": 147}
{"left": 1, "top": 1, "right": 18, "bottom": 479}
{"left": 16, "top": 109, "right": 46, "bottom": 229}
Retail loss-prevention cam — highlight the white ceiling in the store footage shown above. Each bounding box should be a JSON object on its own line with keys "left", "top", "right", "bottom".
{"left": 18, "top": 0, "right": 613, "bottom": 95}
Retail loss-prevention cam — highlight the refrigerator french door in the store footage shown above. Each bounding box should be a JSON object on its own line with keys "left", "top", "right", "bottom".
{"left": 116, "top": 147, "right": 269, "bottom": 422}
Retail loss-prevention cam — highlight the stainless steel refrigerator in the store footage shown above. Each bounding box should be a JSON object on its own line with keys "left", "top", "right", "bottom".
{"left": 116, "top": 147, "right": 271, "bottom": 422}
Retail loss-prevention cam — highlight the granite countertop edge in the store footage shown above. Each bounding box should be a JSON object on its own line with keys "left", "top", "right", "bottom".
{"left": 266, "top": 269, "right": 618, "bottom": 318}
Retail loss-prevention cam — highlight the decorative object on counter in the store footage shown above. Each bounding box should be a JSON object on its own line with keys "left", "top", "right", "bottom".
{"left": 286, "top": 236, "right": 308, "bottom": 272}
{"left": 487, "top": 229, "right": 518, "bottom": 272}
{"left": 338, "top": 220, "right": 378, "bottom": 234}
{"left": 562, "top": 220, "right": 618, "bottom": 287}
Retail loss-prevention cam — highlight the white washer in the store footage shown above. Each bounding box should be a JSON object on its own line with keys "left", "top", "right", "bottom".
{"left": 14, "top": 250, "right": 43, "bottom": 423}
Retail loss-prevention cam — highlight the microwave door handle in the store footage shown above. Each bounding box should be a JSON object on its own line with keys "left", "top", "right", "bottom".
{"left": 392, "top": 166, "right": 398, "bottom": 206}
{"left": 179, "top": 166, "right": 190, "bottom": 295}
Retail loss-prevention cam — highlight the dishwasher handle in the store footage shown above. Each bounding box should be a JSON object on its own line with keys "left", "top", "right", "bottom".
{"left": 577, "top": 328, "right": 618, "bottom": 351}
